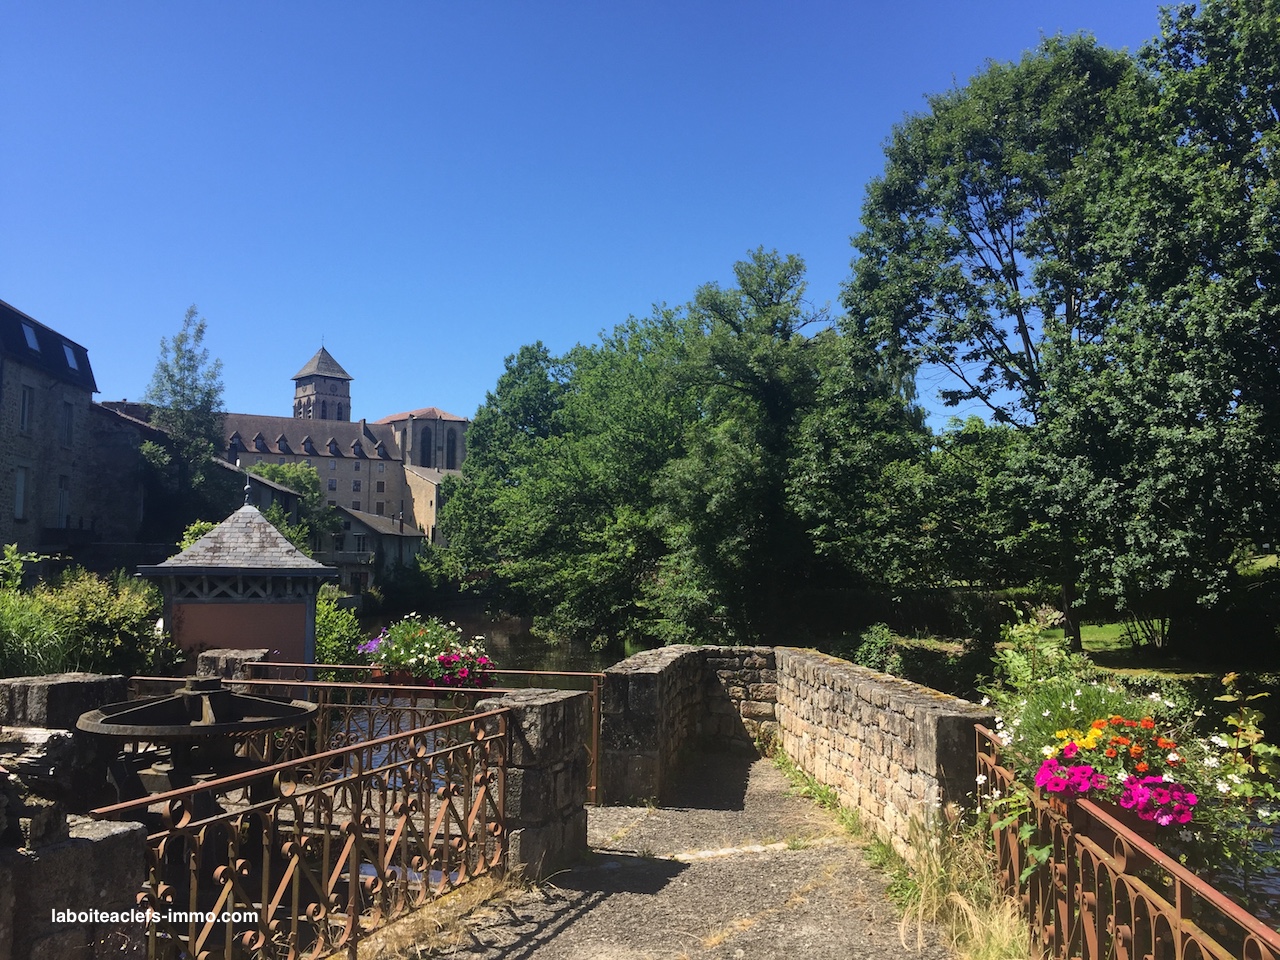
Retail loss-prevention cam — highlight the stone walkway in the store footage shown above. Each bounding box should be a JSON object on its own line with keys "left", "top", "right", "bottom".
{"left": 381, "top": 753, "right": 955, "bottom": 960}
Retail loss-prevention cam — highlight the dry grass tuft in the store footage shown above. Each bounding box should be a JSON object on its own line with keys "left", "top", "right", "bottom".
{"left": 354, "top": 873, "right": 523, "bottom": 959}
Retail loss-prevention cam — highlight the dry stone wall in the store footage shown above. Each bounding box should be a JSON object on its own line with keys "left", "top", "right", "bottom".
{"left": 597, "top": 645, "right": 994, "bottom": 853}
{"left": 775, "top": 648, "right": 995, "bottom": 854}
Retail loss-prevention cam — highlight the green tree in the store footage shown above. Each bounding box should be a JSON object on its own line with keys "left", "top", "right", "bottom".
{"left": 847, "top": 35, "right": 1135, "bottom": 427}
{"left": 1040, "top": 0, "right": 1280, "bottom": 646}
{"left": 847, "top": 36, "right": 1138, "bottom": 645}
{"left": 655, "top": 249, "right": 827, "bottom": 639}
{"left": 142, "top": 306, "right": 229, "bottom": 534}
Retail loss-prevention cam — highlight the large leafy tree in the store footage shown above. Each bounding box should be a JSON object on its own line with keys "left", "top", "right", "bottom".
{"left": 1041, "top": 0, "right": 1280, "bottom": 645}
{"left": 847, "top": 35, "right": 1136, "bottom": 427}
{"left": 846, "top": 36, "right": 1136, "bottom": 644}
{"left": 655, "top": 249, "right": 827, "bottom": 640}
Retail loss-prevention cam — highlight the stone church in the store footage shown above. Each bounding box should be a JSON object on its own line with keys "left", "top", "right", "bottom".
{"left": 218, "top": 346, "right": 470, "bottom": 593}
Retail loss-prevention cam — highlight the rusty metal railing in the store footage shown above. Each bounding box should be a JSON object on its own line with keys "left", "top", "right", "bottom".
{"left": 241, "top": 662, "right": 605, "bottom": 802}
{"left": 977, "top": 724, "right": 1280, "bottom": 960}
{"left": 91, "top": 709, "right": 508, "bottom": 960}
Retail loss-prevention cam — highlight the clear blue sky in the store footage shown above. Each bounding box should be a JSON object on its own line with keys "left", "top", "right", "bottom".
{"left": 3, "top": 1, "right": 1167, "bottom": 424}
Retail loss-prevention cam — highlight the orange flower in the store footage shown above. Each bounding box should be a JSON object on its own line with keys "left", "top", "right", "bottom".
{"left": 1129, "top": 745, "right": 1144, "bottom": 757}
{"left": 1124, "top": 719, "right": 1138, "bottom": 728}
{"left": 1156, "top": 737, "right": 1176, "bottom": 750}
{"left": 1112, "top": 736, "right": 1131, "bottom": 747}
{"left": 1135, "top": 761, "right": 1149, "bottom": 773}
{"left": 1110, "top": 715, "right": 1125, "bottom": 726}
{"left": 1091, "top": 719, "right": 1108, "bottom": 730}
{"left": 1140, "top": 717, "right": 1155, "bottom": 729}
{"left": 1104, "top": 747, "right": 1118, "bottom": 758}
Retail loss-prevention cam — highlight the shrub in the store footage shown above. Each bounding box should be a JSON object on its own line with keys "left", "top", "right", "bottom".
{"left": 314, "top": 597, "right": 365, "bottom": 670}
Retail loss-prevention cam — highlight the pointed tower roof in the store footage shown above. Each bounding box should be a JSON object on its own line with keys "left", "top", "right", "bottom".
{"left": 292, "top": 346, "right": 353, "bottom": 382}
{"left": 138, "top": 505, "right": 334, "bottom": 577}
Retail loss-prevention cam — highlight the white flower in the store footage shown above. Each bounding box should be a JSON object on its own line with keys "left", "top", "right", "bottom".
{"left": 980, "top": 696, "right": 991, "bottom": 706}
{"left": 1202, "top": 755, "right": 1219, "bottom": 768}
{"left": 1179, "top": 830, "right": 1193, "bottom": 842}
{"left": 1210, "top": 735, "right": 1229, "bottom": 748}
{"left": 1042, "top": 709, "right": 1051, "bottom": 717}
{"left": 975, "top": 774, "right": 987, "bottom": 785}
{"left": 1148, "top": 692, "right": 1163, "bottom": 702}
{"left": 1041, "top": 745, "right": 1055, "bottom": 757}
{"left": 1167, "top": 752, "right": 1180, "bottom": 763}
{"left": 990, "top": 789, "right": 1002, "bottom": 800}
{"left": 1217, "top": 781, "right": 1231, "bottom": 794}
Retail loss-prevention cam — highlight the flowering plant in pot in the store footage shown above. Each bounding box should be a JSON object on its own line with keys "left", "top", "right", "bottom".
{"left": 357, "top": 614, "right": 495, "bottom": 688}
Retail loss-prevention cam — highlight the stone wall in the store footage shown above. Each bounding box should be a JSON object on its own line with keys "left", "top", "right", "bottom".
{"left": 599, "top": 645, "right": 779, "bottom": 803}
{"left": 477, "top": 689, "right": 590, "bottom": 880}
{"left": 596, "top": 645, "right": 993, "bottom": 853}
{"left": 775, "top": 648, "right": 994, "bottom": 854}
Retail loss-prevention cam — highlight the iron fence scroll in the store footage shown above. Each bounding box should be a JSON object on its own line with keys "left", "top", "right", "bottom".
{"left": 977, "top": 724, "right": 1280, "bottom": 960}
{"left": 91, "top": 709, "right": 508, "bottom": 960}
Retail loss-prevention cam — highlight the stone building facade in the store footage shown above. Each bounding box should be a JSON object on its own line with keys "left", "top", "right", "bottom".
{"left": 0, "top": 299, "right": 99, "bottom": 554}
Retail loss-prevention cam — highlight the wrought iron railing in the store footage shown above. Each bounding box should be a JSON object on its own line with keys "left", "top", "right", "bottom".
{"left": 91, "top": 710, "right": 507, "bottom": 960}
{"left": 241, "top": 662, "right": 605, "bottom": 802}
{"left": 977, "top": 724, "right": 1280, "bottom": 960}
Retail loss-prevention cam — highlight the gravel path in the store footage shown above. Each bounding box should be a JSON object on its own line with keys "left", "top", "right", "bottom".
{"left": 407, "top": 753, "right": 956, "bottom": 960}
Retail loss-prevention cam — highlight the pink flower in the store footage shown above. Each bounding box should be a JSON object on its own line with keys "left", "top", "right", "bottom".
{"left": 1063, "top": 742, "right": 1079, "bottom": 759}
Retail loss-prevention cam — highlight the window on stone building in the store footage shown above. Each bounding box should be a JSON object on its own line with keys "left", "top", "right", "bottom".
{"left": 375, "top": 501, "right": 384, "bottom": 515}
{"left": 62, "top": 402, "right": 74, "bottom": 445}
{"left": 21, "top": 323, "right": 39, "bottom": 351}
{"left": 330, "top": 460, "right": 337, "bottom": 471}
{"left": 19, "top": 386, "right": 34, "bottom": 433}
{"left": 421, "top": 428, "right": 433, "bottom": 467}
{"left": 328, "top": 500, "right": 336, "bottom": 507}
{"left": 336, "top": 405, "right": 343, "bottom": 420}
{"left": 446, "top": 429, "right": 457, "bottom": 470}
{"left": 63, "top": 344, "right": 79, "bottom": 369}
{"left": 13, "top": 467, "right": 28, "bottom": 520}
{"left": 352, "top": 480, "right": 362, "bottom": 492}
{"left": 328, "top": 478, "right": 337, "bottom": 491}
{"left": 375, "top": 481, "right": 385, "bottom": 493}
{"left": 354, "top": 535, "right": 367, "bottom": 552}
{"left": 378, "top": 462, "right": 385, "bottom": 473}
{"left": 321, "top": 400, "right": 328, "bottom": 419}
{"left": 57, "top": 475, "right": 70, "bottom": 528}
{"left": 351, "top": 500, "right": 361, "bottom": 511}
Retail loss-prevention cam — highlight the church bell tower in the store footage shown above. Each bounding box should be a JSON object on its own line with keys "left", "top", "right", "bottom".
{"left": 292, "top": 346, "right": 353, "bottom": 421}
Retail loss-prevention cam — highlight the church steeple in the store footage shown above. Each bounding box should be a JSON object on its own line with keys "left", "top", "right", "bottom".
{"left": 292, "top": 346, "right": 353, "bottom": 421}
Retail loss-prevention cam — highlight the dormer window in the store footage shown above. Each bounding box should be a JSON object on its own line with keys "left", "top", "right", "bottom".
{"left": 227, "top": 432, "right": 243, "bottom": 455}
{"left": 352, "top": 440, "right": 364, "bottom": 457}
{"left": 276, "top": 434, "right": 290, "bottom": 453}
{"left": 21, "top": 323, "right": 39, "bottom": 351}
{"left": 63, "top": 344, "right": 78, "bottom": 369}
{"left": 328, "top": 439, "right": 340, "bottom": 456}
{"left": 302, "top": 435, "right": 316, "bottom": 455}
{"left": 253, "top": 432, "right": 268, "bottom": 452}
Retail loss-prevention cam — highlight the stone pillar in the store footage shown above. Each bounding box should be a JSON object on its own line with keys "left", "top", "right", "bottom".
{"left": 598, "top": 645, "right": 703, "bottom": 804}
{"left": 477, "top": 689, "right": 590, "bottom": 880}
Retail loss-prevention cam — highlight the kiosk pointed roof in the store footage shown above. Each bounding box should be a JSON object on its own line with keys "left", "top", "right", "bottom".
{"left": 292, "top": 346, "right": 353, "bottom": 382}
{"left": 139, "top": 505, "right": 333, "bottom": 577}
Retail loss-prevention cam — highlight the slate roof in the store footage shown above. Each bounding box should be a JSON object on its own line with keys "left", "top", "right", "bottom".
{"left": 220, "top": 413, "right": 400, "bottom": 460}
{"left": 336, "top": 506, "right": 427, "bottom": 539}
{"left": 0, "top": 299, "right": 98, "bottom": 392}
{"left": 373, "top": 406, "right": 468, "bottom": 424}
{"left": 139, "top": 505, "right": 334, "bottom": 576}
{"left": 292, "top": 346, "right": 353, "bottom": 382}
{"left": 404, "top": 465, "right": 454, "bottom": 484}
